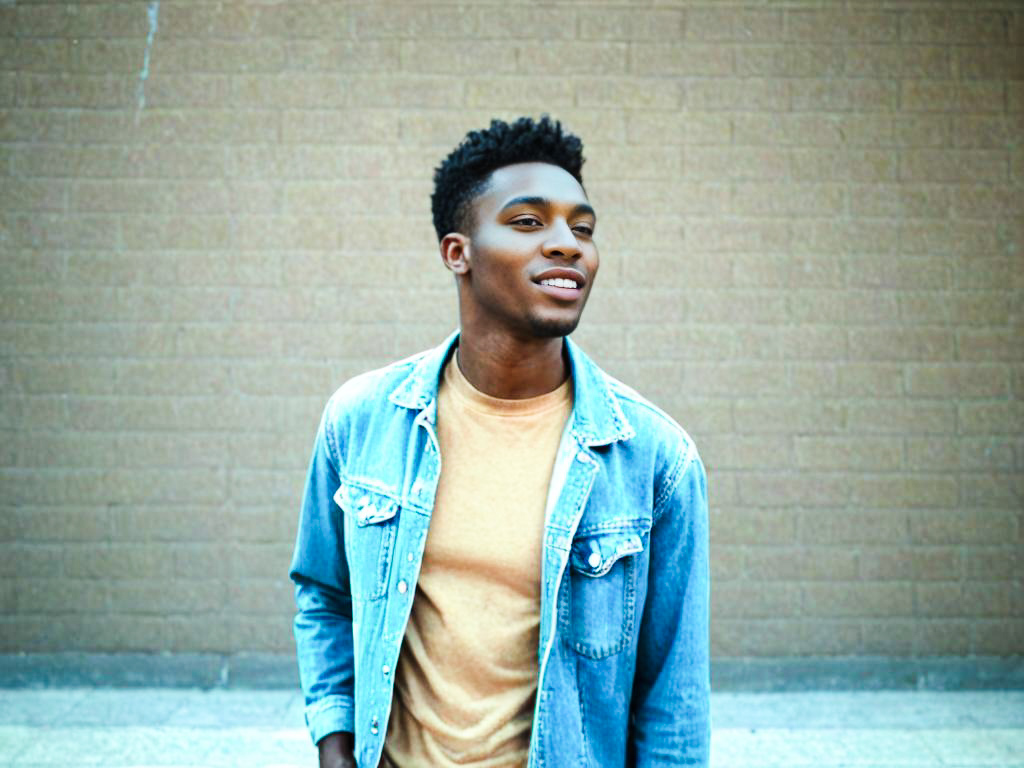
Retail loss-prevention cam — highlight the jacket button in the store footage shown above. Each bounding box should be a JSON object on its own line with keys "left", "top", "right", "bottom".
{"left": 406, "top": 552, "right": 414, "bottom": 562}
{"left": 357, "top": 494, "right": 370, "bottom": 508}
{"left": 397, "top": 580, "right": 408, "bottom": 594}
{"left": 588, "top": 551, "right": 602, "bottom": 568}
{"left": 382, "top": 664, "right": 390, "bottom": 675}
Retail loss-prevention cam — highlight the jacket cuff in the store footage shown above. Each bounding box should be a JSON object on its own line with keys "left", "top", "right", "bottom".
{"left": 304, "top": 694, "right": 356, "bottom": 745}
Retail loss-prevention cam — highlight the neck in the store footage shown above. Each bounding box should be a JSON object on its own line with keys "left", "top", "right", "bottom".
{"left": 454, "top": 328, "right": 569, "bottom": 400}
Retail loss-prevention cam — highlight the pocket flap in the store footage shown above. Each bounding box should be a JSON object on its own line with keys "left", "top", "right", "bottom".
{"left": 333, "top": 483, "right": 400, "bottom": 526}
{"left": 570, "top": 529, "right": 644, "bottom": 578}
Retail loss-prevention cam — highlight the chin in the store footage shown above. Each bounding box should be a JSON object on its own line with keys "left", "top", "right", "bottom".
{"left": 527, "top": 314, "right": 582, "bottom": 339}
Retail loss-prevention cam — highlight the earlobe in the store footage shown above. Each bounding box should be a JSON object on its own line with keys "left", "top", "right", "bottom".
{"left": 440, "top": 233, "right": 471, "bottom": 275}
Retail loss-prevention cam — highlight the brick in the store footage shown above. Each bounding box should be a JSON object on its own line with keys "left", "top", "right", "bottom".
{"left": 254, "top": 4, "right": 350, "bottom": 38}
{"left": 954, "top": 115, "right": 1024, "bottom": 148}
{"left": 168, "top": 616, "right": 232, "bottom": 653}
{"left": 518, "top": 41, "right": 627, "bottom": 76}
{"left": 844, "top": 44, "right": 951, "bottom": 79}
{"left": 960, "top": 438, "right": 1017, "bottom": 471}
{"left": 849, "top": 474, "right": 959, "bottom": 509}
{"left": 575, "top": 76, "right": 680, "bottom": 110}
{"left": 465, "top": 77, "right": 572, "bottom": 109}
{"left": 859, "top": 619, "right": 915, "bottom": 654}
{"left": 732, "top": 183, "right": 844, "bottom": 216}
{"left": 398, "top": 41, "right": 514, "bottom": 76}
{"left": 858, "top": 546, "right": 962, "bottom": 581}
{"left": 686, "top": 78, "right": 788, "bottom": 111}
{"left": 849, "top": 328, "right": 954, "bottom": 361}
{"left": 914, "top": 620, "right": 971, "bottom": 654}
{"left": 786, "top": 10, "right": 897, "bottom": 43}
{"left": 158, "top": 4, "right": 259, "bottom": 40}
{"left": 974, "top": 620, "right": 1024, "bottom": 654}
{"left": 956, "top": 46, "right": 1023, "bottom": 80}
{"left": 900, "top": 11, "right": 1007, "bottom": 44}
{"left": 626, "top": 111, "right": 730, "bottom": 145}
{"left": 286, "top": 40, "right": 400, "bottom": 74}
{"left": 910, "top": 509, "right": 1017, "bottom": 545}
{"left": 11, "top": 39, "right": 70, "bottom": 72}
{"left": 791, "top": 149, "right": 897, "bottom": 182}
{"left": 901, "top": 149, "right": 1008, "bottom": 183}
{"left": 713, "top": 581, "right": 801, "bottom": 618}
{"left": 736, "top": 45, "right": 843, "bottom": 77}
{"left": 958, "top": 329, "right": 1024, "bottom": 361}
{"left": 907, "top": 364, "right": 1009, "bottom": 397}
{"left": 965, "top": 547, "right": 1019, "bottom": 581}
{"left": 109, "top": 579, "right": 226, "bottom": 615}
{"left": 734, "top": 114, "right": 844, "bottom": 147}
{"left": 745, "top": 547, "right": 858, "bottom": 581}
{"left": 791, "top": 79, "right": 899, "bottom": 112}
{"left": 892, "top": 115, "right": 951, "bottom": 147}
{"left": 631, "top": 43, "right": 733, "bottom": 76}
{"left": 900, "top": 80, "right": 1005, "bottom": 113}
{"left": 472, "top": 7, "right": 580, "bottom": 40}
{"left": 15, "top": 578, "right": 107, "bottom": 614}
{"left": 848, "top": 401, "right": 955, "bottom": 435}
{"left": 686, "top": 9, "right": 782, "bottom": 42}
{"left": 579, "top": 8, "right": 685, "bottom": 40}
{"left": 588, "top": 148, "right": 684, "bottom": 181}
{"left": 795, "top": 437, "right": 903, "bottom": 471}
{"left": 715, "top": 507, "right": 796, "bottom": 545}
{"left": 685, "top": 147, "right": 787, "bottom": 181}
{"left": 804, "top": 583, "right": 912, "bottom": 618}
{"left": 961, "top": 474, "right": 1022, "bottom": 508}
{"left": 799, "top": 509, "right": 909, "bottom": 545}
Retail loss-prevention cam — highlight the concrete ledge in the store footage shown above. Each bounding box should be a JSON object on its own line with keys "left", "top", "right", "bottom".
{"left": 1, "top": 653, "right": 1021, "bottom": 690}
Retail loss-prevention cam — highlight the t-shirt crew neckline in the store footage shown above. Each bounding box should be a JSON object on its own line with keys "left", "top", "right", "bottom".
{"left": 446, "top": 349, "right": 573, "bottom": 418}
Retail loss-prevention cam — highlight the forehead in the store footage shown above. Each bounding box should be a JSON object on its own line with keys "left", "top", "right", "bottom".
{"left": 476, "top": 162, "right": 590, "bottom": 215}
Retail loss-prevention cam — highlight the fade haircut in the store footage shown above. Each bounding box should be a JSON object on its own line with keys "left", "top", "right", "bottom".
{"left": 430, "top": 115, "right": 585, "bottom": 242}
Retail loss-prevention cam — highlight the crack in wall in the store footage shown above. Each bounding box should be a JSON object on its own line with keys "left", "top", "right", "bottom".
{"left": 134, "top": 0, "right": 160, "bottom": 125}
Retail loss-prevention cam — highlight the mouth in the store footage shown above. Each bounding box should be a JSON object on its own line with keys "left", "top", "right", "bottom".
{"left": 533, "top": 269, "right": 586, "bottom": 301}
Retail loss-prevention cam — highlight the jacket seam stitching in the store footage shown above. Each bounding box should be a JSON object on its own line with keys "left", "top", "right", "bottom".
{"left": 652, "top": 449, "right": 692, "bottom": 526}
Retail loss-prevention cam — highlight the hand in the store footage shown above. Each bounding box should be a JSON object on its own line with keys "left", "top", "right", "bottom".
{"left": 318, "top": 731, "right": 356, "bottom": 768}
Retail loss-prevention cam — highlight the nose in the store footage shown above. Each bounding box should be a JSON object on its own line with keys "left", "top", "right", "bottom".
{"left": 542, "top": 217, "right": 582, "bottom": 260}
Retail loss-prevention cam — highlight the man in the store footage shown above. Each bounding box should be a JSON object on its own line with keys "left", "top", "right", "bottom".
{"left": 289, "top": 116, "right": 710, "bottom": 767}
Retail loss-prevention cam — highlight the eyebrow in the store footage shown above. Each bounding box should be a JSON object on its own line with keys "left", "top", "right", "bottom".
{"left": 499, "top": 195, "right": 596, "bottom": 219}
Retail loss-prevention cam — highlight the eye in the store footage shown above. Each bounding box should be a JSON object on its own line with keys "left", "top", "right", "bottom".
{"left": 512, "top": 216, "right": 542, "bottom": 227}
{"left": 573, "top": 224, "right": 594, "bottom": 236}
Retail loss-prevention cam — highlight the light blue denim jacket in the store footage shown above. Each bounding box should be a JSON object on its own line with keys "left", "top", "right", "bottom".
{"left": 289, "top": 330, "right": 710, "bottom": 767}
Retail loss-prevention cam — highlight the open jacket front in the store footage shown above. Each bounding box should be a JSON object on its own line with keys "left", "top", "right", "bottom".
{"left": 289, "top": 330, "right": 711, "bottom": 767}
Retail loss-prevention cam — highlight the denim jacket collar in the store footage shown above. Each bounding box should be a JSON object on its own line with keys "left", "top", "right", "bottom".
{"left": 387, "top": 328, "right": 635, "bottom": 447}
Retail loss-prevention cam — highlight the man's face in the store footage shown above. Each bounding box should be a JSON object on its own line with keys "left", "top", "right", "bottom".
{"left": 451, "top": 162, "right": 599, "bottom": 340}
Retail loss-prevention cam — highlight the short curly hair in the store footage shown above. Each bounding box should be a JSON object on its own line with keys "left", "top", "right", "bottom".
{"left": 430, "top": 115, "right": 586, "bottom": 242}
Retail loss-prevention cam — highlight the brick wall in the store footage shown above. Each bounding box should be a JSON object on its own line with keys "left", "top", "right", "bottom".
{"left": 1, "top": 1, "right": 1021, "bottom": 658}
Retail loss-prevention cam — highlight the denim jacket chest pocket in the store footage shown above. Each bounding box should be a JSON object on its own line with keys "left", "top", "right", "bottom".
{"left": 334, "top": 480, "right": 400, "bottom": 601}
{"left": 559, "top": 525, "right": 646, "bottom": 660}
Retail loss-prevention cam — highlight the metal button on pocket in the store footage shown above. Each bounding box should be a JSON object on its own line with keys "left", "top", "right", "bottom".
{"left": 563, "top": 529, "right": 645, "bottom": 660}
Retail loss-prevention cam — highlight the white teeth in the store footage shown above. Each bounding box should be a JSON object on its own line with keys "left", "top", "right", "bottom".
{"left": 540, "top": 278, "right": 579, "bottom": 289}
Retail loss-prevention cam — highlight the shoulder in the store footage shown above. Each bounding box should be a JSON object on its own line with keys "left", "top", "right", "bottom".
{"left": 601, "top": 366, "right": 701, "bottom": 465}
{"left": 322, "top": 347, "right": 429, "bottom": 422}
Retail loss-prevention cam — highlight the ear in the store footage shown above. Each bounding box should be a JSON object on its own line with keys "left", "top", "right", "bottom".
{"left": 440, "top": 233, "right": 471, "bottom": 275}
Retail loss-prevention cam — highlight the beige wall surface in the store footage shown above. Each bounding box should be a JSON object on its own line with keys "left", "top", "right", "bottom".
{"left": 0, "top": 1, "right": 1022, "bottom": 659}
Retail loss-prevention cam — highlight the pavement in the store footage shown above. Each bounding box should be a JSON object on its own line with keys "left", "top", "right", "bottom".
{"left": 0, "top": 688, "right": 1021, "bottom": 767}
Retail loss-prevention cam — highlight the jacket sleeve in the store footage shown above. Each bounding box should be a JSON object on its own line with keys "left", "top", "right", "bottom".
{"left": 289, "top": 400, "right": 356, "bottom": 745}
{"left": 629, "top": 441, "right": 711, "bottom": 766}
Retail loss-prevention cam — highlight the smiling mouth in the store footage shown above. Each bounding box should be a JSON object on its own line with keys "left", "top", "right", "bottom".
{"left": 539, "top": 277, "right": 579, "bottom": 289}
{"left": 535, "top": 278, "right": 584, "bottom": 301}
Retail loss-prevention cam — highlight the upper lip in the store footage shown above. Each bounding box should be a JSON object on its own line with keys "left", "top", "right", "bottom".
{"left": 533, "top": 268, "right": 587, "bottom": 288}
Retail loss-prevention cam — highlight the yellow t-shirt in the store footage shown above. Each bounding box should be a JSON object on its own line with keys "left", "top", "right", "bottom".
{"left": 383, "top": 350, "right": 573, "bottom": 768}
